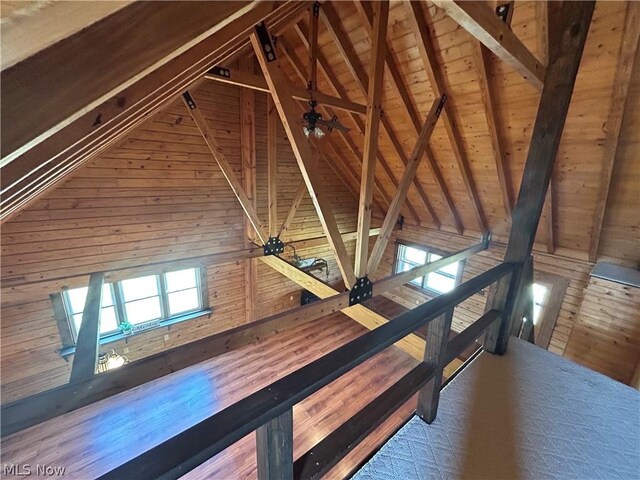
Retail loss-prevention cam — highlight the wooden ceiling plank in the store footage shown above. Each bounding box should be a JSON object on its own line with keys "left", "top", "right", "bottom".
{"left": 368, "top": 97, "right": 444, "bottom": 278}
{"left": 404, "top": 0, "right": 489, "bottom": 234}
{"left": 278, "top": 36, "right": 391, "bottom": 217}
{"left": 182, "top": 91, "right": 269, "bottom": 245}
{"left": 0, "top": 2, "right": 306, "bottom": 223}
{"left": 355, "top": 0, "right": 389, "bottom": 278}
{"left": 320, "top": 3, "right": 439, "bottom": 228}
{"left": 278, "top": 181, "right": 308, "bottom": 239}
{"left": 251, "top": 23, "right": 357, "bottom": 288}
{"left": 588, "top": 1, "right": 640, "bottom": 262}
{"left": 485, "top": 1, "right": 595, "bottom": 354}
{"left": 353, "top": 1, "right": 444, "bottom": 230}
{"left": 69, "top": 272, "right": 104, "bottom": 384}
{"left": 430, "top": 0, "right": 546, "bottom": 90}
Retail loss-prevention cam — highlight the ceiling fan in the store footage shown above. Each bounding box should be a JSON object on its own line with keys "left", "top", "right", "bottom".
{"left": 302, "top": 100, "right": 349, "bottom": 139}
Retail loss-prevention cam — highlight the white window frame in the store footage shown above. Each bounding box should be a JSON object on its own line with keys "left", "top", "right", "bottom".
{"left": 393, "top": 242, "right": 464, "bottom": 296}
{"left": 61, "top": 267, "right": 206, "bottom": 343}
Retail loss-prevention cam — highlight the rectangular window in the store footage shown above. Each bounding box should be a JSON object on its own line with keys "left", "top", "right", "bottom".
{"left": 532, "top": 283, "right": 549, "bottom": 325}
{"left": 394, "top": 243, "right": 463, "bottom": 295}
{"left": 62, "top": 267, "right": 205, "bottom": 342}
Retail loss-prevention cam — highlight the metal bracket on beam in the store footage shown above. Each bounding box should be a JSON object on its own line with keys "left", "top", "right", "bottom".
{"left": 182, "top": 92, "right": 196, "bottom": 110}
{"left": 349, "top": 276, "right": 373, "bottom": 306}
{"left": 496, "top": 3, "right": 512, "bottom": 23}
{"left": 254, "top": 22, "right": 277, "bottom": 62}
{"left": 264, "top": 237, "right": 285, "bottom": 256}
{"left": 208, "top": 66, "right": 231, "bottom": 79}
{"left": 312, "top": 2, "right": 320, "bottom": 17}
{"left": 435, "top": 94, "right": 447, "bottom": 117}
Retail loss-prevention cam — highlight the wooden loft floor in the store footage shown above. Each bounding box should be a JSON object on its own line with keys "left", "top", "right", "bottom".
{"left": 1, "top": 311, "right": 417, "bottom": 479}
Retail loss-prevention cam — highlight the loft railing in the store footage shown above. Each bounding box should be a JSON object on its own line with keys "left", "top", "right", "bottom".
{"left": 99, "top": 260, "right": 519, "bottom": 480}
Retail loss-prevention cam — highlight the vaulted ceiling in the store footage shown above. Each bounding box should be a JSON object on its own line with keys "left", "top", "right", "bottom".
{"left": 1, "top": 1, "right": 638, "bottom": 266}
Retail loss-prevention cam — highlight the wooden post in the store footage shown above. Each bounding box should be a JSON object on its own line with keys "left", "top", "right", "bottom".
{"left": 267, "top": 95, "right": 278, "bottom": 238}
{"left": 484, "top": 1, "right": 595, "bottom": 355}
{"left": 510, "top": 255, "right": 534, "bottom": 340}
{"left": 240, "top": 57, "right": 259, "bottom": 324}
{"left": 417, "top": 308, "right": 454, "bottom": 423}
{"left": 69, "top": 272, "right": 104, "bottom": 384}
{"left": 355, "top": 0, "right": 389, "bottom": 279}
{"left": 256, "top": 408, "right": 293, "bottom": 480}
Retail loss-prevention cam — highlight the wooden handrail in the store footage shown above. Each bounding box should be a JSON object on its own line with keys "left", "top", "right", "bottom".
{"left": 294, "top": 310, "right": 501, "bottom": 480}
{"left": 99, "top": 261, "right": 516, "bottom": 480}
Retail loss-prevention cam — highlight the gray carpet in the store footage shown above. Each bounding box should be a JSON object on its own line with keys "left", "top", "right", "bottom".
{"left": 353, "top": 338, "right": 640, "bottom": 480}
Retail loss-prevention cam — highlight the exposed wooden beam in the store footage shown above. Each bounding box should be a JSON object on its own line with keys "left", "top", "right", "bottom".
{"left": 368, "top": 97, "right": 444, "bottom": 278}
{"left": 277, "top": 35, "right": 392, "bottom": 219}
{"left": 260, "top": 255, "right": 426, "bottom": 360}
{"left": 430, "top": 0, "right": 546, "bottom": 90}
{"left": 267, "top": 96, "right": 279, "bottom": 238}
{"left": 485, "top": 1, "right": 595, "bottom": 355}
{"left": 588, "top": 1, "right": 640, "bottom": 262}
{"left": 403, "top": 1, "right": 489, "bottom": 234}
{"left": 183, "top": 91, "right": 269, "bottom": 245}
{"left": 471, "top": 39, "right": 512, "bottom": 217}
{"left": 353, "top": 1, "right": 447, "bottom": 230}
{"left": 2, "top": 234, "right": 484, "bottom": 437}
{"left": 0, "top": 2, "right": 306, "bottom": 223}
{"left": 278, "top": 182, "right": 306, "bottom": 239}
{"left": 355, "top": 0, "right": 389, "bottom": 278}
{"left": 320, "top": 4, "right": 440, "bottom": 228}
{"left": 69, "top": 272, "right": 104, "bottom": 384}
{"left": 204, "top": 67, "right": 367, "bottom": 115}
{"left": 282, "top": 29, "right": 414, "bottom": 223}
{"left": 251, "top": 23, "right": 357, "bottom": 288}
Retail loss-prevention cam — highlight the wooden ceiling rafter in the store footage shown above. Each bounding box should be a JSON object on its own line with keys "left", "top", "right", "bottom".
{"left": 470, "top": 15, "right": 513, "bottom": 219}
{"left": 0, "top": 1, "right": 307, "bottom": 224}
{"left": 588, "top": 1, "right": 640, "bottom": 262}
{"left": 355, "top": 0, "right": 390, "bottom": 279}
{"left": 251, "top": 23, "right": 357, "bottom": 288}
{"left": 404, "top": 1, "right": 489, "bottom": 234}
{"left": 277, "top": 35, "right": 393, "bottom": 218}
{"left": 320, "top": 3, "right": 441, "bottom": 229}
{"left": 368, "top": 97, "right": 445, "bottom": 278}
{"left": 430, "top": 0, "right": 546, "bottom": 90}
{"left": 353, "top": 1, "right": 451, "bottom": 232}
{"left": 286, "top": 23, "right": 421, "bottom": 223}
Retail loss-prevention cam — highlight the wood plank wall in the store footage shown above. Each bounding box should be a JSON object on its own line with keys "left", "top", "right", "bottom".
{"left": 564, "top": 277, "right": 640, "bottom": 384}
{"left": 0, "top": 80, "right": 359, "bottom": 403}
{"left": 377, "top": 224, "right": 640, "bottom": 386}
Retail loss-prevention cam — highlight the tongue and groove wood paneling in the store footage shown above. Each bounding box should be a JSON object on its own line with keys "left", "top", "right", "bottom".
{"left": 0, "top": 79, "right": 360, "bottom": 403}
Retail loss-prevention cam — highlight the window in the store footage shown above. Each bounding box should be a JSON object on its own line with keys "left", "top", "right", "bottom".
{"left": 394, "top": 243, "right": 463, "bottom": 295}
{"left": 62, "top": 267, "right": 206, "bottom": 342}
{"left": 532, "top": 283, "right": 549, "bottom": 326}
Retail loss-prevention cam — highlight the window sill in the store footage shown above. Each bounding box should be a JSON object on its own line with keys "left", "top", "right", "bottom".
{"left": 58, "top": 308, "right": 212, "bottom": 358}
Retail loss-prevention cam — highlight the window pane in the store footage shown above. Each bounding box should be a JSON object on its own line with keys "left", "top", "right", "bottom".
{"left": 429, "top": 253, "right": 442, "bottom": 262}
{"left": 403, "top": 246, "right": 427, "bottom": 265}
{"left": 125, "top": 297, "right": 162, "bottom": 324}
{"left": 438, "top": 261, "right": 459, "bottom": 277}
{"left": 101, "top": 284, "right": 114, "bottom": 307}
{"left": 67, "top": 287, "right": 88, "bottom": 314}
{"left": 100, "top": 306, "right": 119, "bottom": 334}
{"left": 72, "top": 313, "right": 84, "bottom": 334}
{"left": 426, "top": 272, "right": 456, "bottom": 293}
{"left": 168, "top": 288, "right": 199, "bottom": 315}
{"left": 533, "top": 304, "right": 543, "bottom": 325}
{"left": 398, "top": 261, "right": 413, "bottom": 273}
{"left": 165, "top": 268, "right": 197, "bottom": 292}
{"left": 120, "top": 275, "right": 159, "bottom": 302}
{"left": 533, "top": 283, "right": 547, "bottom": 306}
{"left": 410, "top": 276, "right": 423, "bottom": 287}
